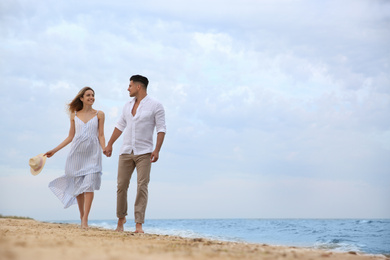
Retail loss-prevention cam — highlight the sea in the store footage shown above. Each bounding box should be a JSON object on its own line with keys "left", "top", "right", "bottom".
{"left": 54, "top": 218, "right": 390, "bottom": 257}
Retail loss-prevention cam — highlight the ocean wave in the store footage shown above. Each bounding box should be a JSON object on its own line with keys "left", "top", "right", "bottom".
{"left": 314, "top": 238, "right": 362, "bottom": 253}
{"left": 56, "top": 219, "right": 390, "bottom": 255}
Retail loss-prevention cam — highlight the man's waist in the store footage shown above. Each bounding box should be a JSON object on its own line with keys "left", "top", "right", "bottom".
{"left": 119, "top": 148, "right": 153, "bottom": 156}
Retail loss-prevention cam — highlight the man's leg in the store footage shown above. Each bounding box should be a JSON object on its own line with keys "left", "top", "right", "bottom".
{"left": 134, "top": 153, "right": 152, "bottom": 233}
{"left": 116, "top": 154, "right": 135, "bottom": 232}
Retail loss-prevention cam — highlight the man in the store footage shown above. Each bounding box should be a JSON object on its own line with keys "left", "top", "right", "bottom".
{"left": 103, "top": 75, "right": 166, "bottom": 233}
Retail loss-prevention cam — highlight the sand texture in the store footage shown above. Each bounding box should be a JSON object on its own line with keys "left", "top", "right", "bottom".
{"left": 0, "top": 219, "right": 388, "bottom": 260}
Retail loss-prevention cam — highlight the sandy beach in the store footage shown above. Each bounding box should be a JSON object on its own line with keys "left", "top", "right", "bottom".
{"left": 0, "top": 218, "right": 387, "bottom": 260}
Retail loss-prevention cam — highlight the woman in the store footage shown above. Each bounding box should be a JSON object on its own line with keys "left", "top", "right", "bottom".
{"left": 45, "top": 87, "right": 105, "bottom": 229}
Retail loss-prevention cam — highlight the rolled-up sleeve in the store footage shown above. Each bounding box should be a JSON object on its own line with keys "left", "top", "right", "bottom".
{"left": 155, "top": 102, "right": 166, "bottom": 134}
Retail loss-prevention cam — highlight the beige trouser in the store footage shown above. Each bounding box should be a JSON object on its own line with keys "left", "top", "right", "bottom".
{"left": 117, "top": 152, "right": 151, "bottom": 223}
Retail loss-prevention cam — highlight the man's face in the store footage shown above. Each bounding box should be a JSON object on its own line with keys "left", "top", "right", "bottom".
{"left": 128, "top": 80, "right": 138, "bottom": 97}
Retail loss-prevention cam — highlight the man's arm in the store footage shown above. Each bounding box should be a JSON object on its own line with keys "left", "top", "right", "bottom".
{"left": 150, "top": 132, "right": 165, "bottom": 163}
{"left": 103, "top": 127, "right": 123, "bottom": 157}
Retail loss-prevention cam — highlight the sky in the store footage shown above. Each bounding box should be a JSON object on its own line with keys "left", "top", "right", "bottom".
{"left": 0, "top": 0, "right": 389, "bottom": 221}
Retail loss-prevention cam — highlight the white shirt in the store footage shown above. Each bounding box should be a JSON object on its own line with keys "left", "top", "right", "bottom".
{"left": 115, "top": 95, "right": 166, "bottom": 155}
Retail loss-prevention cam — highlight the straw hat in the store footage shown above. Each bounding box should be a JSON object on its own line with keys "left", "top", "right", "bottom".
{"left": 29, "top": 153, "right": 47, "bottom": 175}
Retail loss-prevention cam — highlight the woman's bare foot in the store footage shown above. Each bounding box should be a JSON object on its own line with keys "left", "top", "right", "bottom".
{"left": 135, "top": 223, "right": 144, "bottom": 233}
{"left": 81, "top": 217, "right": 88, "bottom": 229}
{"left": 115, "top": 217, "right": 126, "bottom": 232}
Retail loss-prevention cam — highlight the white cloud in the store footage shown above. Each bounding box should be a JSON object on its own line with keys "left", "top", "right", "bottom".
{"left": 148, "top": 175, "right": 389, "bottom": 219}
{"left": 46, "top": 21, "right": 87, "bottom": 41}
{"left": 1, "top": 0, "right": 389, "bottom": 219}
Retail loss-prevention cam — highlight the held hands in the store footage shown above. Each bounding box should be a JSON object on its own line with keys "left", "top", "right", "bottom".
{"left": 103, "top": 145, "right": 112, "bottom": 157}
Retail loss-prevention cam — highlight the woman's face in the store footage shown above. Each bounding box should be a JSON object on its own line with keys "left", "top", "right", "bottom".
{"left": 80, "top": 90, "right": 95, "bottom": 106}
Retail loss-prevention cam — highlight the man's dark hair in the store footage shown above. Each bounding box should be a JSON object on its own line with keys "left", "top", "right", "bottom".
{"left": 130, "top": 75, "right": 149, "bottom": 89}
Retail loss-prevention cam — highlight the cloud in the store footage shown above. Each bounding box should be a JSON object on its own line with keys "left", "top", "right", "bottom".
{"left": 1, "top": 0, "right": 389, "bottom": 219}
{"left": 148, "top": 175, "right": 390, "bottom": 219}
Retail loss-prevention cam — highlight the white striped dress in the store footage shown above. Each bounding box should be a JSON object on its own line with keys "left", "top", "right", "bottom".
{"left": 49, "top": 111, "right": 102, "bottom": 208}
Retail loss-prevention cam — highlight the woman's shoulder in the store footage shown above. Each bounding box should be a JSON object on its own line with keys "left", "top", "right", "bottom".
{"left": 70, "top": 111, "right": 76, "bottom": 120}
{"left": 96, "top": 110, "right": 105, "bottom": 118}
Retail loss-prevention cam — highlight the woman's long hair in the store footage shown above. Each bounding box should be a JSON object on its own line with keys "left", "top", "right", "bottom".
{"left": 68, "top": 87, "right": 95, "bottom": 113}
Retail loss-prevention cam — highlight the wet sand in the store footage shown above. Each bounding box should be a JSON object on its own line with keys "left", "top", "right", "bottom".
{"left": 0, "top": 218, "right": 388, "bottom": 260}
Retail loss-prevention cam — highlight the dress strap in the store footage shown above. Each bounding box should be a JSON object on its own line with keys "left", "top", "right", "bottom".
{"left": 96, "top": 110, "right": 99, "bottom": 115}
{"left": 75, "top": 111, "right": 77, "bottom": 115}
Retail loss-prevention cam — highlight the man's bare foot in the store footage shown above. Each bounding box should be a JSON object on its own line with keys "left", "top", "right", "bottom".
{"left": 135, "top": 223, "right": 144, "bottom": 233}
{"left": 115, "top": 217, "right": 126, "bottom": 232}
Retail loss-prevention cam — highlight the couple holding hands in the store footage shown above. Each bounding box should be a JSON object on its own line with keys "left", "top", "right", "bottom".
{"left": 33, "top": 75, "right": 166, "bottom": 232}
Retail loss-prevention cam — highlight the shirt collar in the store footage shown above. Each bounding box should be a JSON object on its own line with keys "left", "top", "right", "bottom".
{"left": 130, "top": 95, "right": 149, "bottom": 104}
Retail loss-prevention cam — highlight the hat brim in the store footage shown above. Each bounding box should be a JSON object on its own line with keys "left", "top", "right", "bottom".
{"left": 30, "top": 154, "right": 47, "bottom": 176}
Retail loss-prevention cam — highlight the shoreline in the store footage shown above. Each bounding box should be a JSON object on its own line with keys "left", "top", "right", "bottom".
{"left": 0, "top": 218, "right": 388, "bottom": 260}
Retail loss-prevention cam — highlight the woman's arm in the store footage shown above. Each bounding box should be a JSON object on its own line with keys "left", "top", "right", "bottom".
{"left": 97, "top": 111, "right": 106, "bottom": 150}
{"left": 44, "top": 113, "right": 76, "bottom": 158}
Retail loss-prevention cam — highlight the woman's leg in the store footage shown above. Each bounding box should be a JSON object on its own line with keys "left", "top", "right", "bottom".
{"left": 82, "top": 192, "right": 94, "bottom": 229}
{"left": 76, "top": 193, "right": 85, "bottom": 224}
